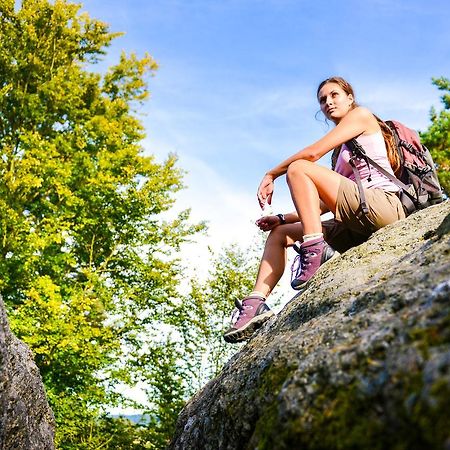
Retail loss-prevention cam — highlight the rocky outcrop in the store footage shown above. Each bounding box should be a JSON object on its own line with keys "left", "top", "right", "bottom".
{"left": 0, "top": 297, "right": 55, "bottom": 450}
{"left": 170, "top": 201, "right": 450, "bottom": 450}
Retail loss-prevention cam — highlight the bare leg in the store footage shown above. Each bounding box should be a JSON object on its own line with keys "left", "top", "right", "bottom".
{"left": 286, "top": 160, "right": 343, "bottom": 235}
{"left": 251, "top": 161, "right": 346, "bottom": 298}
{"left": 253, "top": 223, "right": 304, "bottom": 297}
{"left": 224, "top": 162, "right": 346, "bottom": 343}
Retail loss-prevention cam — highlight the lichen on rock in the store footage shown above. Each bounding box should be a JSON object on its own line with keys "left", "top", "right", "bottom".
{"left": 169, "top": 201, "right": 450, "bottom": 450}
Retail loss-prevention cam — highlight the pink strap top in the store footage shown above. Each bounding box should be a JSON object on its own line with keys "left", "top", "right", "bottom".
{"left": 334, "top": 131, "right": 399, "bottom": 192}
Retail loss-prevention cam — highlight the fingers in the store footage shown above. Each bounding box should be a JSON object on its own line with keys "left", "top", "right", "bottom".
{"left": 257, "top": 174, "right": 274, "bottom": 209}
{"left": 257, "top": 192, "right": 267, "bottom": 209}
{"left": 257, "top": 187, "right": 273, "bottom": 209}
{"left": 256, "top": 215, "right": 278, "bottom": 232}
{"left": 255, "top": 217, "right": 266, "bottom": 230}
{"left": 257, "top": 194, "right": 263, "bottom": 208}
{"left": 256, "top": 216, "right": 269, "bottom": 227}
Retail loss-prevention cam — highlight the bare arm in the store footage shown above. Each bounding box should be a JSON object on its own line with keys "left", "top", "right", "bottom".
{"left": 267, "top": 107, "right": 376, "bottom": 179}
{"left": 257, "top": 107, "right": 378, "bottom": 208}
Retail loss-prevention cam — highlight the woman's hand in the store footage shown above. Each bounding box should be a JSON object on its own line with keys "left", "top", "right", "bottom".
{"left": 256, "top": 215, "right": 281, "bottom": 232}
{"left": 257, "top": 174, "right": 274, "bottom": 209}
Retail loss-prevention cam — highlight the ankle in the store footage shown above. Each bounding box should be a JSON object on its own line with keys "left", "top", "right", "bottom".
{"left": 302, "top": 232, "right": 323, "bottom": 243}
{"left": 248, "top": 290, "right": 266, "bottom": 300}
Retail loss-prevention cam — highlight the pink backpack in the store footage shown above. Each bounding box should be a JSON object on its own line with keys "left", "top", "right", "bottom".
{"left": 346, "top": 120, "right": 444, "bottom": 216}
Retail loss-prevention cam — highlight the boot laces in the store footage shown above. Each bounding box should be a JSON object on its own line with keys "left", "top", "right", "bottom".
{"left": 290, "top": 246, "right": 315, "bottom": 281}
{"left": 290, "top": 253, "right": 302, "bottom": 281}
{"left": 230, "top": 299, "right": 246, "bottom": 325}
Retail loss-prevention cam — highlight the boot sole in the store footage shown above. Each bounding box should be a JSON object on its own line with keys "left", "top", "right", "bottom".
{"left": 223, "top": 310, "right": 274, "bottom": 344}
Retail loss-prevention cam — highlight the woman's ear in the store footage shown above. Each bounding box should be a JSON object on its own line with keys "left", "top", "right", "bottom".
{"left": 348, "top": 93, "right": 354, "bottom": 106}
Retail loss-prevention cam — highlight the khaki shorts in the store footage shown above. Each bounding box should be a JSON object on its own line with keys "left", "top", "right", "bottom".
{"left": 322, "top": 177, "right": 405, "bottom": 253}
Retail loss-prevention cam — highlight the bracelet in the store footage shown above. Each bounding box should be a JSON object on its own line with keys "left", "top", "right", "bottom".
{"left": 276, "top": 213, "right": 286, "bottom": 225}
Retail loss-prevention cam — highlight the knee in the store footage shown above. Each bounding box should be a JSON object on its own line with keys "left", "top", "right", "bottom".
{"left": 286, "top": 159, "right": 312, "bottom": 185}
{"left": 266, "top": 224, "right": 290, "bottom": 247}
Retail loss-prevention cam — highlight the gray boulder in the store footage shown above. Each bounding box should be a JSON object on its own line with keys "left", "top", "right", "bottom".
{"left": 0, "top": 297, "right": 55, "bottom": 450}
{"left": 170, "top": 201, "right": 450, "bottom": 450}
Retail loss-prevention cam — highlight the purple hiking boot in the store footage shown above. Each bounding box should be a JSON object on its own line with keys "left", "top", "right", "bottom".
{"left": 291, "top": 237, "right": 338, "bottom": 290}
{"left": 223, "top": 296, "right": 274, "bottom": 344}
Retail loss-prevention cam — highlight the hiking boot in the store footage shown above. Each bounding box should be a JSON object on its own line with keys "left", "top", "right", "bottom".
{"left": 291, "top": 237, "right": 338, "bottom": 290}
{"left": 223, "top": 296, "right": 274, "bottom": 344}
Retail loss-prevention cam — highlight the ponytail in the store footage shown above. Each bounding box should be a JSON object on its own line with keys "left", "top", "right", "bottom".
{"left": 374, "top": 116, "right": 401, "bottom": 176}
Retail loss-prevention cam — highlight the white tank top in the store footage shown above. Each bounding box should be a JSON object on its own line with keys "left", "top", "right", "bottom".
{"left": 335, "top": 131, "right": 399, "bottom": 192}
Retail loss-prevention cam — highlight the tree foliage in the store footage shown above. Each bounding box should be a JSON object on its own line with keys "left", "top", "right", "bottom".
{"left": 0, "top": 1, "right": 291, "bottom": 448}
{"left": 420, "top": 77, "right": 450, "bottom": 194}
{"left": 181, "top": 244, "right": 260, "bottom": 386}
{"left": 0, "top": 0, "right": 205, "bottom": 447}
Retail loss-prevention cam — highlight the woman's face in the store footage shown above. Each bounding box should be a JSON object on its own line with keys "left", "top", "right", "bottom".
{"left": 318, "top": 82, "right": 354, "bottom": 123}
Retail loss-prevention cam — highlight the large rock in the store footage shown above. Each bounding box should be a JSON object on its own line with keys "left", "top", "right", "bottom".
{"left": 0, "top": 297, "right": 55, "bottom": 449}
{"left": 170, "top": 201, "right": 450, "bottom": 450}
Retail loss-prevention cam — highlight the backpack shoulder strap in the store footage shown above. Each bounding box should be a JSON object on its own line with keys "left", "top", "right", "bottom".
{"left": 345, "top": 137, "right": 417, "bottom": 216}
{"left": 346, "top": 138, "right": 410, "bottom": 191}
{"left": 345, "top": 139, "right": 370, "bottom": 215}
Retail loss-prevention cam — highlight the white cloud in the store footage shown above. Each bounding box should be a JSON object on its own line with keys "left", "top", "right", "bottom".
{"left": 144, "top": 134, "right": 296, "bottom": 284}
{"left": 169, "top": 152, "right": 300, "bottom": 311}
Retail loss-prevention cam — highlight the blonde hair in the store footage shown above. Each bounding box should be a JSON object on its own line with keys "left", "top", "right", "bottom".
{"left": 319, "top": 77, "right": 400, "bottom": 174}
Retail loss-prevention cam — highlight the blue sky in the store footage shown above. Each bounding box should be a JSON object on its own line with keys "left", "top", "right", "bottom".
{"left": 81, "top": 0, "right": 450, "bottom": 273}
{"left": 78, "top": 0, "right": 449, "bottom": 412}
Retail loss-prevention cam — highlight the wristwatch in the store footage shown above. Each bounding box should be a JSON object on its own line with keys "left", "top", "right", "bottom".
{"left": 276, "top": 213, "right": 286, "bottom": 225}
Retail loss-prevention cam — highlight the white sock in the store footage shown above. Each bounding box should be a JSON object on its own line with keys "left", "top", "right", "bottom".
{"left": 249, "top": 290, "right": 266, "bottom": 300}
{"left": 302, "top": 232, "right": 323, "bottom": 243}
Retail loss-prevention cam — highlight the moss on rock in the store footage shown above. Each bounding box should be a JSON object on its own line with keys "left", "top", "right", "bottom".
{"left": 169, "top": 203, "right": 450, "bottom": 450}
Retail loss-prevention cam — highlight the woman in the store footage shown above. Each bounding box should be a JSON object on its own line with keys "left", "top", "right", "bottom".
{"left": 223, "top": 76, "right": 405, "bottom": 344}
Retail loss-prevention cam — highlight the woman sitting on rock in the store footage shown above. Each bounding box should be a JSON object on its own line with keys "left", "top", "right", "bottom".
{"left": 223, "top": 76, "right": 405, "bottom": 344}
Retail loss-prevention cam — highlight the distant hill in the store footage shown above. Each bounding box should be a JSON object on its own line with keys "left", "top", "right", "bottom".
{"left": 110, "top": 413, "right": 150, "bottom": 425}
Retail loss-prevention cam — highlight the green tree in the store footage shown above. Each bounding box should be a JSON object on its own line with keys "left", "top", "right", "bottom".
{"left": 0, "top": 0, "right": 204, "bottom": 447}
{"left": 179, "top": 239, "right": 282, "bottom": 391}
{"left": 420, "top": 77, "right": 450, "bottom": 194}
